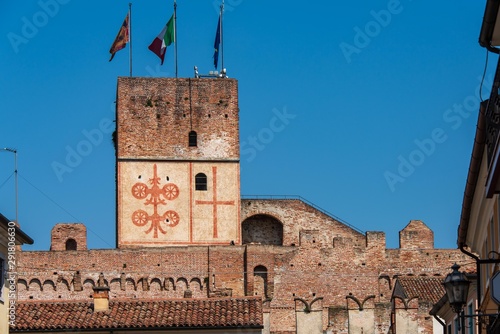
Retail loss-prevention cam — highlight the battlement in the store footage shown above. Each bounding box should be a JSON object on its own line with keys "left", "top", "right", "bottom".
{"left": 50, "top": 223, "right": 87, "bottom": 251}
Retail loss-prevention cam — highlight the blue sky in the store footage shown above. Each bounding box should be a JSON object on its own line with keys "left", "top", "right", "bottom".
{"left": 0, "top": 0, "right": 494, "bottom": 250}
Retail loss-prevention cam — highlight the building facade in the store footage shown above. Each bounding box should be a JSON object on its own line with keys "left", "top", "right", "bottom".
{"left": 11, "top": 77, "right": 475, "bottom": 333}
{"left": 0, "top": 213, "right": 33, "bottom": 334}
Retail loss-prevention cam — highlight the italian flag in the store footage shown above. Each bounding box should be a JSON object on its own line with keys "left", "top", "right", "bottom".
{"left": 148, "top": 14, "right": 175, "bottom": 65}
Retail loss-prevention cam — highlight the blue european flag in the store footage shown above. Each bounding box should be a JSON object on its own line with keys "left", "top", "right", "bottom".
{"left": 213, "top": 14, "right": 221, "bottom": 69}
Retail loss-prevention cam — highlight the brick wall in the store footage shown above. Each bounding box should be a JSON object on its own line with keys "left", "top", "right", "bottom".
{"left": 50, "top": 223, "right": 87, "bottom": 251}
{"left": 16, "top": 202, "right": 474, "bottom": 333}
{"left": 116, "top": 77, "right": 239, "bottom": 160}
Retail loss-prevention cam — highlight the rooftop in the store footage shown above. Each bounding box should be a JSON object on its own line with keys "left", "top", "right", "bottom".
{"left": 12, "top": 297, "right": 263, "bottom": 331}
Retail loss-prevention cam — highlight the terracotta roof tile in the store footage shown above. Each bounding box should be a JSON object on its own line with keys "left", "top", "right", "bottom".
{"left": 12, "top": 297, "right": 263, "bottom": 331}
{"left": 393, "top": 276, "right": 445, "bottom": 304}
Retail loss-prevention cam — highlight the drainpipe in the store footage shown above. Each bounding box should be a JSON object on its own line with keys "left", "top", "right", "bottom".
{"left": 460, "top": 245, "right": 482, "bottom": 334}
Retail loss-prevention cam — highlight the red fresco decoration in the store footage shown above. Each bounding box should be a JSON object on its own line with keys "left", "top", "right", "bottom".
{"left": 131, "top": 164, "right": 180, "bottom": 238}
{"left": 195, "top": 166, "right": 234, "bottom": 238}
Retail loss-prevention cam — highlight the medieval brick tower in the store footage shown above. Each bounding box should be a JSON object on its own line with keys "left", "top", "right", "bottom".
{"left": 116, "top": 78, "right": 241, "bottom": 247}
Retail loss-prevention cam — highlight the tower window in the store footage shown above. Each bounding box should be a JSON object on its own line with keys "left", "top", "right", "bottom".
{"left": 66, "top": 238, "right": 77, "bottom": 251}
{"left": 189, "top": 131, "right": 197, "bottom": 147}
{"left": 195, "top": 173, "right": 207, "bottom": 191}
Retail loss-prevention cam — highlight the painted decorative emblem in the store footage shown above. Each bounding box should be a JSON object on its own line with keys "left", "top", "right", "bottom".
{"left": 131, "top": 164, "right": 180, "bottom": 238}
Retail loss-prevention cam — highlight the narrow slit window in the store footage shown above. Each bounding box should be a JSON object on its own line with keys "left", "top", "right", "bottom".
{"left": 195, "top": 173, "right": 207, "bottom": 191}
{"left": 189, "top": 131, "right": 197, "bottom": 147}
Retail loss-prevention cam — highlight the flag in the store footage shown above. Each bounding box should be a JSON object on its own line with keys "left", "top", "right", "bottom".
{"left": 109, "top": 14, "right": 129, "bottom": 61}
{"left": 149, "top": 14, "right": 175, "bottom": 65}
{"left": 213, "top": 13, "right": 221, "bottom": 69}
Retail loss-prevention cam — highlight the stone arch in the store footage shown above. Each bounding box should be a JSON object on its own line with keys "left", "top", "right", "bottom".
{"left": 29, "top": 278, "right": 42, "bottom": 291}
{"left": 253, "top": 265, "right": 268, "bottom": 298}
{"left": 242, "top": 214, "right": 283, "bottom": 245}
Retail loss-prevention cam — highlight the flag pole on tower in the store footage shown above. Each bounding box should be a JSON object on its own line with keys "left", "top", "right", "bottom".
{"left": 174, "top": 0, "right": 178, "bottom": 77}
{"left": 221, "top": 0, "right": 224, "bottom": 71}
{"left": 129, "top": 3, "right": 133, "bottom": 77}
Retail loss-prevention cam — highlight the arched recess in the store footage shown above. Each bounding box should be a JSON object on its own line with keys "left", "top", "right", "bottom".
{"left": 253, "top": 265, "right": 268, "bottom": 298}
{"left": 242, "top": 214, "right": 283, "bottom": 245}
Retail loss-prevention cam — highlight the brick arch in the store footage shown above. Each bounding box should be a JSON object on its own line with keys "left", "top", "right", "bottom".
{"left": 83, "top": 278, "right": 95, "bottom": 288}
{"left": 29, "top": 278, "right": 42, "bottom": 291}
{"left": 126, "top": 277, "right": 136, "bottom": 291}
{"left": 164, "top": 277, "right": 175, "bottom": 291}
{"left": 110, "top": 278, "right": 121, "bottom": 291}
{"left": 17, "top": 279, "right": 28, "bottom": 292}
{"left": 150, "top": 278, "right": 163, "bottom": 292}
{"left": 241, "top": 210, "right": 285, "bottom": 224}
{"left": 43, "top": 279, "right": 56, "bottom": 291}
{"left": 57, "top": 277, "right": 70, "bottom": 291}
{"left": 253, "top": 265, "right": 268, "bottom": 298}
{"left": 176, "top": 277, "right": 188, "bottom": 295}
{"left": 242, "top": 214, "right": 283, "bottom": 245}
{"left": 189, "top": 277, "right": 203, "bottom": 293}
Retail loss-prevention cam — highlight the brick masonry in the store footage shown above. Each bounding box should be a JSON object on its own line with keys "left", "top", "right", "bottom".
{"left": 14, "top": 78, "right": 473, "bottom": 333}
{"left": 17, "top": 211, "right": 471, "bottom": 333}
{"left": 116, "top": 78, "right": 240, "bottom": 247}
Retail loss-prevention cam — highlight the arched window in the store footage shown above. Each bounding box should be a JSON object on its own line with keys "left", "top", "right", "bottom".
{"left": 65, "top": 238, "right": 77, "bottom": 251}
{"left": 195, "top": 173, "right": 207, "bottom": 191}
{"left": 189, "top": 131, "right": 197, "bottom": 147}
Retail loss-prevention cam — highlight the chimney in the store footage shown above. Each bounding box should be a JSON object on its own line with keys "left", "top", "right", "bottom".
{"left": 93, "top": 286, "right": 110, "bottom": 312}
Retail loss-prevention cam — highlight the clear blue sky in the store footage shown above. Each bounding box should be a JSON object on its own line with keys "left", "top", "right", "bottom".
{"left": 0, "top": 0, "right": 494, "bottom": 250}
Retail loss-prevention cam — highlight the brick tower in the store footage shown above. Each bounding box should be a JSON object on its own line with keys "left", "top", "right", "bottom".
{"left": 116, "top": 77, "right": 240, "bottom": 247}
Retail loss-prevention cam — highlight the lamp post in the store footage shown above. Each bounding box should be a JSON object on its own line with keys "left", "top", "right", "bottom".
{"left": 1, "top": 147, "right": 18, "bottom": 224}
{"left": 443, "top": 263, "right": 471, "bottom": 333}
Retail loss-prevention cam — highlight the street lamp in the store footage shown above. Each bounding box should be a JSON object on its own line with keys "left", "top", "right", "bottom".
{"left": 444, "top": 263, "right": 471, "bottom": 313}
{"left": 1, "top": 147, "right": 18, "bottom": 224}
{"left": 443, "top": 263, "right": 471, "bottom": 332}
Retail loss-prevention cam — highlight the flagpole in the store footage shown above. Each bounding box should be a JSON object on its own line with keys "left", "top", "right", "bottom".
{"left": 174, "top": 0, "right": 178, "bottom": 78}
{"left": 220, "top": 0, "right": 224, "bottom": 72}
{"left": 129, "top": 2, "right": 133, "bottom": 77}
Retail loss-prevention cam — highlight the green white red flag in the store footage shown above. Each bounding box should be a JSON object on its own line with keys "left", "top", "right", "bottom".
{"left": 148, "top": 14, "right": 175, "bottom": 65}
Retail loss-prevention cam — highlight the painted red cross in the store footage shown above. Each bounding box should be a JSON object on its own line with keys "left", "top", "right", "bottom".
{"left": 195, "top": 166, "right": 234, "bottom": 238}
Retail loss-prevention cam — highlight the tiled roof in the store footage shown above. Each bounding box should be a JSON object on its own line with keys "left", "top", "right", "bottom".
{"left": 12, "top": 297, "right": 263, "bottom": 331}
{"left": 393, "top": 276, "right": 445, "bottom": 304}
